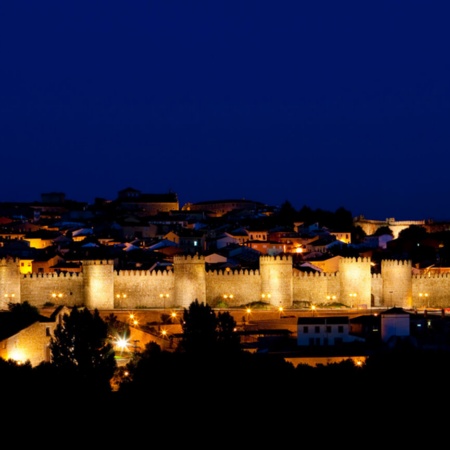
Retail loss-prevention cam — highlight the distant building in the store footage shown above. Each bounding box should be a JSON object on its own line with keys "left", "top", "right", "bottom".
{"left": 381, "top": 307, "right": 410, "bottom": 343}
{"left": 182, "top": 199, "right": 266, "bottom": 217}
{"left": 297, "top": 316, "right": 365, "bottom": 346}
{"left": 116, "top": 187, "right": 179, "bottom": 216}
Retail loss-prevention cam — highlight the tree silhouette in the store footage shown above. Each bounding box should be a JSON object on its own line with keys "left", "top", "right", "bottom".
{"left": 49, "top": 307, "right": 116, "bottom": 393}
{"left": 374, "top": 225, "right": 393, "bottom": 237}
{"left": 216, "top": 310, "right": 241, "bottom": 354}
{"left": 8, "top": 300, "right": 40, "bottom": 328}
{"left": 178, "top": 299, "right": 218, "bottom": 354}
{"left": 104, "top": 312, "right": 130, "bottom": 341}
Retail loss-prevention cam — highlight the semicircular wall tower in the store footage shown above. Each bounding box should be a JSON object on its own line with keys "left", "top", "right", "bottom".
{"left": 0, "top": 257, "right": 21, "bottom": 310}
{"left": 82, "top": 260, "right": 114, "bottom": 310}
{"left": 381, "top": 259, "right": 412, "bottom": 308}
{"left": 259, "top": 255, "right": 293, "bottom": 308}
{"left": 339, "top": 257, "right": 372, "bottom": 307}
{"left": 173, "top": 254, "right": 207, "bottom": 308}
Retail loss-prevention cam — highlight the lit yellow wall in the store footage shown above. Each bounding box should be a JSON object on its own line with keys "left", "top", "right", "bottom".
{"left": 19, "top": 259, "right": 33, "bottom": 274}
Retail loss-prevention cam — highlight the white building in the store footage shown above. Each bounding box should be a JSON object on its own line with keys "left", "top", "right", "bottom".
{"left": 297, "top": 316, "right": 365, "bottom": 346}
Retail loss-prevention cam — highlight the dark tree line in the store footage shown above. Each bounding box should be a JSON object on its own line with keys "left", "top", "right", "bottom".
{"left": 4, "top": 299, "right": 450, "bottom": 416}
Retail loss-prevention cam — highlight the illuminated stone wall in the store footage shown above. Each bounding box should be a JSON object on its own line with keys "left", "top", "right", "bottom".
{"left": 173, "top": 254, "right": 206, "bottom": 308}
{"left": 2, "top": 322, "right": 54, "bottom": 366}
{"left": 114, "top": 269, "right": 175, "bottom": 309}
{"left": 293, "top": 271, "right": 330, "bottom": 304}
{"left": 339, "top": 257, "right": 372, "bottom": 307}
{"left": 260, "top": 255, "right": 293, "bottom": 308}
{"left": 381, "top": 260, "right": 413, "bottom": 308}
{"left": 5, "top": 254, "right": 450, "bottom": 310}
{"left": 412, "top": 273, "right": 450, "bottom": 308}
{"left": 21, "top": 272, "right": 84, "bottom": 308}
{"left": 0, "top": 257, "right": 21, "bottom": 309}
{"left": 205, "top": 269, "right": 261, "bottom": 307}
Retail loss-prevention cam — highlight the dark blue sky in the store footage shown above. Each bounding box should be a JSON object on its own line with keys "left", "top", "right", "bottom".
{"left": 1, "top": 1, "right": 450, "bottom": 221}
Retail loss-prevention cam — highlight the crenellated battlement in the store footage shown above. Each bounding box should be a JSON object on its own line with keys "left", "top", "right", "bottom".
{"left": 381, "top": 259, "right": 412, "bottom": 268}
{"left": 293, "top": 271, "right": 337, "bottom": 278}
{"left": 413, "top": 273, "right": 450, "bottom": 279}
{"left": 82, "top": 259, "right": 115, "bottom": 266}
{"left": 116, "top": 269, "right": 174, "bottom": 277}
{"left": 260, "top": 254, "right": 292, "bottom": 263}
{"left": 23, "top": 272, "right": 83, "bottom": 279}
{"left": 339, "top": 256, "right": 371, "bottom": 264}
{"left": 173, "top": 254, "right": 205, "bottom": 263}
{"left": 206, "top": 268, "right": 259, "bottom": 276}
{"left": 0, "top": 256, "right": 19, "bottom": 264}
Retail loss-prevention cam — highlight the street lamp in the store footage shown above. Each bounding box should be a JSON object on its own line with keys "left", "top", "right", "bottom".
{"left": 278, "top": 306, "right": 283, "bottom": 318}
{"left": 129, "top": 313, "right": 139, "bottom": 327}
{"left": 349, "top": 293, "right": 357, "bottom": 308}
{"left": 115, "top": 293, "right": 127, "bottom": 308}
{"left": 311, "top": 304, "right": 316, "bottom": 316}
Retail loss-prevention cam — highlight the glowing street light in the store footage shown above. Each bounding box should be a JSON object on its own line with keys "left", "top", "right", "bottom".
{"left": 115, "top": 336, "right": 130, "bottom": 354}
{"left": 278, "top": 306, "right": 284, "bottom": 318}
{"left": 129, "top": 313, "right": 139, "bottom": 326}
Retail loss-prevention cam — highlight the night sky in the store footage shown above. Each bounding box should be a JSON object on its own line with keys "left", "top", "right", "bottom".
{"left": 1, "top": 1, "right": 450, "bottom": 221}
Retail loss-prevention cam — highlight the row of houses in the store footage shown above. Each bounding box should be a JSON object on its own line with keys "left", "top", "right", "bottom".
{"left": 0, "top": 188, "right": 363, "bottom": 274}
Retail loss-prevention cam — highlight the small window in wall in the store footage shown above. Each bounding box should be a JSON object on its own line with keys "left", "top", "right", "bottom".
{"left": 314, "top": 326, "right": 320, "bottom": 333}
{"left": 302, "top": 326, "right": 308, "bottom": 333}
{"left": 326, "top": 326, "right": 332, "bottom": 333}
{"left": 46, "top": 327, "right": 51, "bottom": 337}
{"left": 338, "top": 326, "right": 344, "bottom": 333}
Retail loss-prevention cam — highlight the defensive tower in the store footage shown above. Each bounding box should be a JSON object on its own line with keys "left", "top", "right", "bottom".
{"left": 259, "top": 255, "right": 293, "bottom": 308}
{"left": 339, "top": 257, "right": 372, "bottom": 307}
{"left": 381, "top": 259, "right": 412, "bottom": 308}
{"left": 0, "top": 257, "right": 21, "bottom": 310}
{"left": 173, "top": 254, "right": 207, "bottom": 308}
{"left": 82, "top": 260, "right": 114, "bottom": 309}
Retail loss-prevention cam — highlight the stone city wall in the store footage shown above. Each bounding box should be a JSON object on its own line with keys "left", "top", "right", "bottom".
{"left": 4, "top": 255, "right": 450, "bottom": 311}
